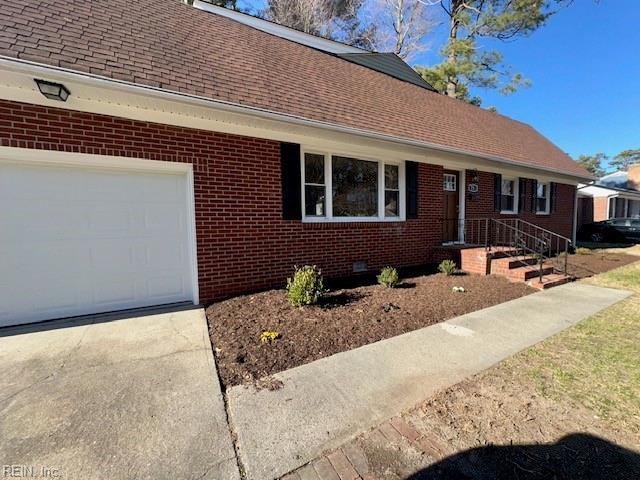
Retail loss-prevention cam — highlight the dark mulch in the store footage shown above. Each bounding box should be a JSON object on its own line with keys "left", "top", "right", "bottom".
{"left": 207, "top": 273, "right": 535, "bottom": 389}
{"left": 569, "top": 251, "right": 639, "bottom": 279}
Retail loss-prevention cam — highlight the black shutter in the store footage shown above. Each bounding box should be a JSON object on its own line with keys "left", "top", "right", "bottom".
{"left": 494, "top": 173, "right": 502, "bottom": 212}
{"left": 518, "top": 178, "right": 527, "bottom": 213}
{"left": 280, "top": 142, "right": 302, "bottom": 220}
{"left": 550, "top": 182, "right": 558, "bottom": 213}
{"left": 406, "top": 161, "right": 418, "bottom": 219}
{"left": 531, "top": 179, "right": 538, "bottom": 213}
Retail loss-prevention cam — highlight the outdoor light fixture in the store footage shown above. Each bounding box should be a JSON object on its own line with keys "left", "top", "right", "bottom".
{"left": 34, "top": 79, "right": 70, "bottom": 102}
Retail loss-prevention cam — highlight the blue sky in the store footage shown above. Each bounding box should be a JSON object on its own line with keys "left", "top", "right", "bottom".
{"left": 239, "top": 0, "right": 638, "bottom": 168}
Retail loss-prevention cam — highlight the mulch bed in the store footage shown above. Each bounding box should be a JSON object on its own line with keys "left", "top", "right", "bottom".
{"left": 207, "top": 251, "right": 639, "bottom": 390}
{"left": 207, "top": 273, "right": 535, "bottom": 389}
{"left": 568, "top": 251, "right": 639, "bottom": 279}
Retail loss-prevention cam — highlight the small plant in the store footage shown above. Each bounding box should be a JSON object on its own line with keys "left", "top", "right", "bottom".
{"left": 377, "top": 266, "right": 399, "bottom": 288}
{"left": 452, "top": 286, "right": 465, "bottom": 293}
{"left": 382, "top": 302, "right": 400, "bottom": 313}
{"left": 438, "top": 259, "right": 458, "bottom": 276}
{"left": 575, "top": 247, "right": 591, "bottom": 255}
{"left": 260, "top": 330, "right": 281, "bottom": 344}
{"left": 286, "top": 265, "right": 326, "bottom": 307}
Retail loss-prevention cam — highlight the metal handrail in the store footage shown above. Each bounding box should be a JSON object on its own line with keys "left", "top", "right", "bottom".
{"left": 491, "top": 219, "right": 545, "bottom": 245}
{"left": 512, "top": 218, "right": 572, "bottom": 243}
{"left": 439, "top": 216, "right": 572, "bottom": 279}
{"left": 490, "top": 218, "right": 571, "bottom": 277}
{"left": 491, "top": 219, "right": 549, "bottom": 281}
{"left": 441, "top": 218, "right": 490, "bottom": 247}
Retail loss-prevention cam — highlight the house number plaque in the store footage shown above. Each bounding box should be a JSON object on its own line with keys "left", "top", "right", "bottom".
{"left": 467, "top": 169, "right": 480, "bottom": 201}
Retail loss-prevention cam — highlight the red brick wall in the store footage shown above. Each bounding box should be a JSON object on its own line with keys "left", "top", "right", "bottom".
{"left": 463, "top": 170, "right": 575, "bottom": 239}
{"left": 0, "top": 100, "right": 576, "bottom": 303}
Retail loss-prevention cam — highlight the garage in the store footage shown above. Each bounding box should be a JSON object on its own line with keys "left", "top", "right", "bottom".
{"left": 0, "top": 152, "right": 198, "bottom": 327}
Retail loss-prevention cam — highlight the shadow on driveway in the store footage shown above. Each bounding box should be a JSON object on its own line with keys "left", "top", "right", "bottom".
{"left": 0, "top": 302, "right": 199, "bottom": 338}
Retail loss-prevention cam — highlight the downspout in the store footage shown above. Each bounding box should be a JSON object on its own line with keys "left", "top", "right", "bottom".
{"left": 572, "top": 187, "right": 578, "bottom": 245}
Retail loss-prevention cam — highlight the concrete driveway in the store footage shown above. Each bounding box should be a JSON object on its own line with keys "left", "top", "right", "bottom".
{"left": 0, "top": 308, "right": 239, "bottom": 480}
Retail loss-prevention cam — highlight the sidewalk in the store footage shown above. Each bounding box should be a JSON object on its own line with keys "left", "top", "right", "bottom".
{"left": 226, "top": 282, "right": 631, "bottom": 480}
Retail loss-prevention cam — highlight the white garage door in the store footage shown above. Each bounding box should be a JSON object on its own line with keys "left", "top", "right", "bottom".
{"left": 0, "top": 159, "right": 196, "bottom": 327}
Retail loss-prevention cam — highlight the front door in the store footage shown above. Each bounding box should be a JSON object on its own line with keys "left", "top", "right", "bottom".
{"left": 443, "top": 170, "right": 460, "bottom": 243}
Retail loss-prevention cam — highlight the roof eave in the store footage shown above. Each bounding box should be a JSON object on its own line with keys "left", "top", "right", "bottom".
{"left": 0, "top": 56, "right": 592, "bottom": 183}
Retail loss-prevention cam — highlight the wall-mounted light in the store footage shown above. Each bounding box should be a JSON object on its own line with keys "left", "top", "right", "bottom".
{"left": 34, "top": 79, "right": 70, "bottom": 102}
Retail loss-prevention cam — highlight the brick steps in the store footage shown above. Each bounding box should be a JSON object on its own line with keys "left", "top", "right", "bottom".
{"left": 499, "top": 263, "right": 555, "bottom": 281}
{"left": 460, "top": 246, "right": 573, "bottom": 290}
{"left": 526, "top": 273, "right": 573, "bottom": 290}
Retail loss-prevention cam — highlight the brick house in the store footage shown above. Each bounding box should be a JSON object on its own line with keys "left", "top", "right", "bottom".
{"left": 0, "top": 0, "right": 591, "bottom": 326}
{"left": 577, "top": 166, "right": 640, "bottom": 232}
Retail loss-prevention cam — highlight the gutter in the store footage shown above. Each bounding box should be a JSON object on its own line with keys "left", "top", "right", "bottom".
{"left": 0, "top": 56, "right": 592, "bottom": 183}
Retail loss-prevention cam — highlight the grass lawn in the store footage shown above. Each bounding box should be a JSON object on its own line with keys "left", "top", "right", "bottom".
{"left": 517, "top": 260, "right": 640, "bottom": 434}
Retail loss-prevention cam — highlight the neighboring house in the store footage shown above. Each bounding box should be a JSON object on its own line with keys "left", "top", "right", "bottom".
{"left": 0, "top": 0, "right": 591, "bottom": 327}
{"left": 577, "top": 166, "right": 640, "bottom": 227}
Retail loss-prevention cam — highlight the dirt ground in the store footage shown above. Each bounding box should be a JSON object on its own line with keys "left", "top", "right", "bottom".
{"left": 568, "top": 250, "right": 638, "bottom": 279}
{"left": 207, "top": 273, "right": 534, "bottom": 388}
{"left": 356, "top": 365, "right": 640, "bottom": 479}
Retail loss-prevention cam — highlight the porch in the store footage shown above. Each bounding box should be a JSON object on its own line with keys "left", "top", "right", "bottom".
{"left": 437, "top": 217, "right": 574, "bottom": 289}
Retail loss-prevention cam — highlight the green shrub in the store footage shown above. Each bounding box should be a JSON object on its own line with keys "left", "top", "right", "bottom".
{"left": 286, "top": 265, "right": 326, "bottom": 307}
{"left": 377, "top": 266, "right": 399, "bottom": 288}
{"left": 575, "top": 247, "right": 591, "bottom": 255}
{"left": 438, "top": 259, "right": 458, "bottom": 276}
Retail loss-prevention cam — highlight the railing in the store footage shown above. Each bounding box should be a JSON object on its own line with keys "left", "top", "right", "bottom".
{"left": 441, "top": 217, "right": 573, "bottom": 279}
{"left": 493, "top": 218, "right": 572, "bottom": 275}
{"left": 491, "top": 219, "right": 552, "bottom": 282}
{"left": 441, "top": 218, "right": 490, "bottom": 247}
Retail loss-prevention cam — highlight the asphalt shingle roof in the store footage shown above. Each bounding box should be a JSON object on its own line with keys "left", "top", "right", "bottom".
{"left": 0, "top": 0, "right": 590, "bottom": 178}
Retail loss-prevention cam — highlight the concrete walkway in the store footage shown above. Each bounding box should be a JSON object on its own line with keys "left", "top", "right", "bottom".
{"left": 226, "top": 282, "right": 632, "bottom": 480}
{"left": 0, "top": 308, "right": 239, "bottom": 480}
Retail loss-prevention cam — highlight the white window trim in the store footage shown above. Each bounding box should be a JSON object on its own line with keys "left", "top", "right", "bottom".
{"left": 500, "top": 176, "right": 518, "bottom": 215}
{"left": 301, "top": 149, "right": 406, "bottom": 223}
{"left": 536, "top": 181, "right": 550, "bottom": 215}
{"left": 443, "top": 173, "right": 457, "bottom": 192}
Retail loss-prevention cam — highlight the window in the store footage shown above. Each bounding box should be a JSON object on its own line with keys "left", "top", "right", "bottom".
{"left": 536, "top": 182, "right": 550, "bottom": 214}
{"left": 443, "top": 173, "right": 456, "bottom": 192}
{"left": 500, "top": 178, "right": 517, "bottom": 213}
{"left": 332, "top": 156, "right": 378, "bottom": 217}
{"left": 609, "top": 197, "right": 616, "bottom": 219}
{"left": 304, "top": 153, "right": 326, "bottom": 217}
{"left": 615, "top": 197, "right": 627, "bottom": 218}
{"left": 301, "top": 150, "right": 404, "bottom": 222}
{"left": 385, "top": 164, "right": 399, "bottom": 217}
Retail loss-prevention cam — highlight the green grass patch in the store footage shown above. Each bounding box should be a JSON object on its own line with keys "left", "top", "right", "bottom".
{"left": 503, "top": 261, "right": 640, "bottom": 434}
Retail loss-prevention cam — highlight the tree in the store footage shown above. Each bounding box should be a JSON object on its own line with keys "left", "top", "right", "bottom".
{"left": 575, "top": 153, "right": 607, "bottom": 178}
{"left": 263, "top": 0, "right": 365, "bottom": 39}
{"left": 610, "top": 149, "right": 640, "bottom": 171}
{"left": 365, "top": 0, "right": 437, "bottom": 61}
{"left": 415, "top": 0, "right": 572, "bottom": 105}
{"left": 261, "top": 0, "right": 434, "bottom": 61}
